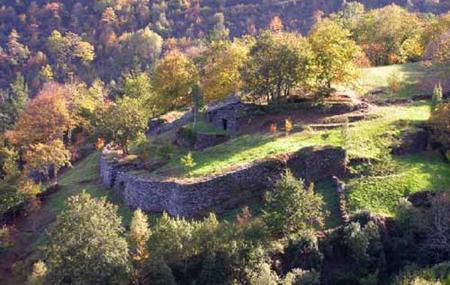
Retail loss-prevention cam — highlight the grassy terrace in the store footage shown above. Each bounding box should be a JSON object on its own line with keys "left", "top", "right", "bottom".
{"left": 148, "top": 102, "right": 450, "bottom": 219}
{"left": 348, "top": 154, "right": 450, "bottom": 216}
{"left": 150, "top": 103, "right": 430, "bottom": 179}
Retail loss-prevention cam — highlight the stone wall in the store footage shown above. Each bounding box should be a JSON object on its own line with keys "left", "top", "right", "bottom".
{"left": 100, "top": 146, "right": 347, "bottom": 217}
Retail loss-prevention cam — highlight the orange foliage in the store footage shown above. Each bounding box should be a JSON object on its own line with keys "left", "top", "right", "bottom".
{"left": 6, "top": 83, "right": 72, "bottom": 146}
{"left": 270, "top": 123, "right": 278, "bottom": 134}
{"left": 284, "top": 118, "right": 293, "bottom": 134}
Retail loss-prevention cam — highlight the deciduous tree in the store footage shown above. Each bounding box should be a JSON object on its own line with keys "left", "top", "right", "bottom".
{"left": 262, "top": 170, "right": 326, "bottom": 238}
{"left": 153, "top": 50, "right": 199, "bottom": 111}
{"left": 23, "top": 139, "right": 71, "bottom": 183}
{"left": 45, "top": 192, "right": 130, "bottom": 285}
{"left": 98, "top": 96, "right": 148, "bottom": 154}
{"left": 242, "top": 31, "right": 316, "bottom": 104}
{"left": 201, "top": 40, "right": 248, "bottom": 102}
{"left": 309, "top": 19, "right": 361, "bottom": 95}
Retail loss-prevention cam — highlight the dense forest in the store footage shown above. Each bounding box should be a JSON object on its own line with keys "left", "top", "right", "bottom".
{"left": 1, "top": 0, "right": 450, "bottom": 90}
{"left": 1, "top": 0, "right": 450, "bottom": 284}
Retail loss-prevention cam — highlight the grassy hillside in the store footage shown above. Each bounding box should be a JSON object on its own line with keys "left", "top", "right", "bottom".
{"left": 358, "top": 62, "right": 448, "bottom": 99}
{"left": 151, "top": 103, "right": 430, "bottom": 179}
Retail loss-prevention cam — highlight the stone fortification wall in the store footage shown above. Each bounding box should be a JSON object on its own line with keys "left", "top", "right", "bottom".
{"left": 100, "top": 146, "right": 346, "bottom": 217}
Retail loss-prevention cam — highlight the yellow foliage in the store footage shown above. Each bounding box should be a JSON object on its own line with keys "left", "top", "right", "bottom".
{"left": 17, "top": 178, "right": 41, "bottom": 198}
{"left": 202, "top": 41, "right": 248, "bottom": 102}
{"left": 285, "top": 118, "right": 293, "bottom": 134}
{"left": 153, "top": 50, "right": 199, "bottom": 111}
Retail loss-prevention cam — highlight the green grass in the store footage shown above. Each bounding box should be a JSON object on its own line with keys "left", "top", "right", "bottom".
{"left": 347, "top": 153, "right": 450, "bottom": 216}
{"left": 358, "top": 62, "right": 448, "bottom": 99}
{"left": 51, "top": 152, "right": 133, "bottom": 223}
{"left": 187, "top": 120, "right": 226, "bottom": 135}
{"left": 150, "top": 103, "right": 430, "bottom": 179}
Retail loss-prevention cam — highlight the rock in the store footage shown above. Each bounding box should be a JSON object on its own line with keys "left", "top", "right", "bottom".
{"left": 391, "top": 128, "right": 429, "bottom": 155}
{"left": 408, "top": 191, "right": 435, "bottom": 208}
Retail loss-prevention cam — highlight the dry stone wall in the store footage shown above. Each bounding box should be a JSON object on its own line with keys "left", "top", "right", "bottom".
{"left": 100, "top": 146, "right": 347, "bottom": 217}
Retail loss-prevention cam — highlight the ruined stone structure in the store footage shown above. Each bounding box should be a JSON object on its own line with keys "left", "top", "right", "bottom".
{"left": 204, "top": 94, "right": 250, "bottom": 135}
{"left": 100, "top": 145, "right": 347, "bottom": 217}
{"left": 147, "top": 95, "right": 252, "bottom": 137}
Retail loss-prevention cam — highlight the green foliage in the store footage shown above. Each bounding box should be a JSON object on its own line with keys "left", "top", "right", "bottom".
{"left": 392, "top": 263, "right": 450, "bottom": 285}
{"left": 242, "top": 30, "right": 316, "bottom": 104}
{"left": 141, "top": 259, "right": 176, "bottom": 285}
{"left": 180, "top": 151, "right": 196, "bottom": 169}
{"left": 247, "top": 262, "right": 279, "bottom": 285}
{"left": 343, "top": 221, "right": 381, "bottom": 262}
{"left": 45, "top": 191, "right": 130, "bottom": 285}
{"left": 309, "top": 19, "right": 361, "bottom": 93}
{"left": 262, "top": 170, "right": 326, "bottom": 238}
{"left": 97, "top": 96, "right": 148, "bottom": 153}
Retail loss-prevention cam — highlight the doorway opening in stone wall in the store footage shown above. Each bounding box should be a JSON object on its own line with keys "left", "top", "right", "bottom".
{"left": 222, "top": 119, "right": 228, "bottom": 130}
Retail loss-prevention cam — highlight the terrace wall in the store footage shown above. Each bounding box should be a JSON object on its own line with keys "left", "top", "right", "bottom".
{"left": 99, "top": 146, "right": 347, "bottom": 217}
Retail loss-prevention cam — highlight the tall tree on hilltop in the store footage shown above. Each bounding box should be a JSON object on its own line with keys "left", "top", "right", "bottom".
{"left": 242, "top": 30, "right": 316, "bottom": 104}
{"left": 201, "top": 40, "right": 249, "bottom": 102}
{"left": 153, "top": 49, "right": 199, "bottom": 111}
{"left": 309, "top": 19, "right": 361, "bottom": 95}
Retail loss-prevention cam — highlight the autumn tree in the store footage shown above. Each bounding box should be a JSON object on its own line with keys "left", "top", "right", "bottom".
{"left": 351, "top": 4, "right": 425, "bottom": 64}
{"left": 309, "top": 19, "right": 361, "bottom": 95}
{"left": 210, "top": 13, "right": 230, "bottom": 41}
{"left": 45, "top": 192, "right": 130, "bottom": 284}
{"left": 242, "top": 30, "right": 316, "bottom": 104}
{"left": 428, "top": 102, "right": 450, "bottom": 153}
{"left": 201, "top": 40, "right": 249, "bottom": 102}
{"left": 97, "top": 96, "right": 148, "bottom": 154}
{"left": 262, "top": 170, "right": 326, "bottom": 238}
{"left": 47, "top": 30, "right": 95, "bottom": 78}
{"left": 28, "top": 260, "right": 47, "bottom": 285}
{"left": 129, "top": 209, "right": 151, "bottom": 284}
{"left": 23, "top": 140, "right": 71, "bottom": 183}
{"left": 153, "top": 50, "right": 199, "bottom": 111}
{"left": 6, "top": 86, "right": 72, "bottom": 147}
{"left": 118, "top": 27, "right": 163, "bottom": 69}
{"left": 7, "top": 29, "right": 30, "bottom": 66}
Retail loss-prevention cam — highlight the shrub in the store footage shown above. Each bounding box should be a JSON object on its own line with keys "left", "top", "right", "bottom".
{"left": 387, "top": 72, "right": 402, "bottom": 93}
{"left": 262, "top": 170, "right": 326, "bottom": 238}
{"left": 429, "top": 102, "right": 450, "bottom": 150}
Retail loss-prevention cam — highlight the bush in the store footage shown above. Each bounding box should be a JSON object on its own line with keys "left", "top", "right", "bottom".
{"left": 387, "top": 72, "right": 402, "bottom": 93}
{"left": 429, "top": 102, "right": 450, "bottom": 150}
{"left": 262, "top": 170, "right": 326, "bottom": 239}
